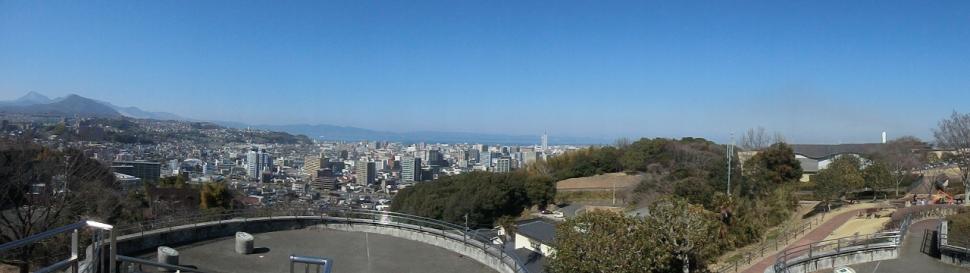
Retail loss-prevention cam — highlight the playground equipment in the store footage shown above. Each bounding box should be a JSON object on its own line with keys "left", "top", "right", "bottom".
{"left": 931, "top": 179, "right": 955, "bottom": 204}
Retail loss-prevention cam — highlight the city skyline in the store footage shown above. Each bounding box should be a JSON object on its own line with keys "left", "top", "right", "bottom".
{"left": 3, "top": 1, "right": 970, "bottom": 143}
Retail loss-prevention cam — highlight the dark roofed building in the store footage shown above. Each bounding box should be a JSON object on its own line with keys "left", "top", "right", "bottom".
{"left": 789, "top": 143, "right": 885, "bottom": 182}
{"left": 790, "top": 143, "right": 884, "bottom": 159}
{"left": 511, "top": 218, "right": 557, "bottom": 257}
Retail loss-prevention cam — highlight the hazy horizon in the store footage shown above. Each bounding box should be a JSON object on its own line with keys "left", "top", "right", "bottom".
{"left": 3, "top": 1, "right": 969, "bottom": 144}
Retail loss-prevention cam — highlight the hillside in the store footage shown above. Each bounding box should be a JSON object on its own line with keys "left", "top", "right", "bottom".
{"left": 0, "top": 94, "right": 122, "bottom": 117}
{"left": 556, "top": 172, "right": 642, "bottom": 192}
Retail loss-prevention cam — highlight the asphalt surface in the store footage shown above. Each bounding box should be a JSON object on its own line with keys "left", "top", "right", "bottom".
{"left": 143, "top": 228, "right": 496, "bottom": 273}
{"left": 815, "top": 219, "right": 969, "bottom": 273}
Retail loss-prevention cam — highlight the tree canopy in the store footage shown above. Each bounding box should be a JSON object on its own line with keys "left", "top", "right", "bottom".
{"left": 549, "top": 197, "right": 720, "bottom": 273}
{"left": 391, "top": 171, "right": 538, "bottom": 227}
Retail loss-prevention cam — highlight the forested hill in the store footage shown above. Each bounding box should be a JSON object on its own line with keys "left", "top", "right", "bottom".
{"left": 391, "top": 137, "right": 805, "bottom": 272}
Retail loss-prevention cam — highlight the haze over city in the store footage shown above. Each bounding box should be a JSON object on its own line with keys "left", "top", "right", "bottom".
{"left": 3, "top": 1, "right": 970, "bottom": 143}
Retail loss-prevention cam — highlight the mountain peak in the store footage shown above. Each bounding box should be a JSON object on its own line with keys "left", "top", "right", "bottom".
{"left": 14, "top": 91, "right": 53, "bottom": 104}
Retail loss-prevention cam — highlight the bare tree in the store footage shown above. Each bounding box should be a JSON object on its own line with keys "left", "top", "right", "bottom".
{"left": 0, "top": 142, "right": 118, "bottom": 273}
{"left": 872, "top": 136, "right": 925, "bottom": 196}
{"left": 933, "top": 111, "right": 970, "bottom": 205}
{"left": 739, "top": 127, "right": 785, "bottom": 150}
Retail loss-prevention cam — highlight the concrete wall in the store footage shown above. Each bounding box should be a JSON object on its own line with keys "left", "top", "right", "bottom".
{"left": 939, "top": 220, "right": 970, "bottom": 267}
{"left": 940, "top": 248, "right": 970, "bottom": 267}
{"left": 766, "top": 247, "right": 898, "bottom": 273}
{"left": 321, "top": 223, "right": 518, "bottom": 273}
{"left": 112, "top": 216, "right": 519, "bottom": 273}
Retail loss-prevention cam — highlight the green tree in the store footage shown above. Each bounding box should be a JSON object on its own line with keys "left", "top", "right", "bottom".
{"left": 548, "top": 210, "right": 669, "bottom": 273}
{"left": 200, "top": 182, "right": 233, "bottom": 210}
{"left": 863, "top": 161, "right": 892, "bottom": 200}
{"left": 814, "top": 155, "right": 865, "bottom": 210}
{"left": 525, "top": 175, "right": 556, "bottom": 209}
{"left": 647, "top": 197, "right": 720, "bottom": 273}
{"left": 742, "top": 142, "right": 802, "bottom": 197}
{"left": 391, "top": 172, "right": 530, "bottom": 227}
{"left": 872, "top": 136, "right": 926, "bottom": 196}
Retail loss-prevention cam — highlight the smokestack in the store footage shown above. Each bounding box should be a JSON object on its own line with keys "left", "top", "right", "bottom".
{"left": 882, "top": 132, "right": 887, "bottom": 144}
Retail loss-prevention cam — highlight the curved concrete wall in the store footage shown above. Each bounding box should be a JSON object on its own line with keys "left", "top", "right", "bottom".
{"left": 113, "top": 216, "right": 518, "bottom": 273}
{"left": 768, "top": 247, "right": 897, "bottom": 273}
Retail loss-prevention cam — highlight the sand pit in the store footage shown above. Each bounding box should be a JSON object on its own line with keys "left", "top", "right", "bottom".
{"left": 824, "top": 217, "right": 891, "bottom": 241}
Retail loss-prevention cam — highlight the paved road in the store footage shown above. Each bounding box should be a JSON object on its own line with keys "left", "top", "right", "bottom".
{"left": 825, "top": 219, "right": 970, "bottom": 273}
{"left": 143, "top": 228, "right": 496, "bottom": 273}
{"left": 743, "top": 209, "right": 864, "bottom": 273}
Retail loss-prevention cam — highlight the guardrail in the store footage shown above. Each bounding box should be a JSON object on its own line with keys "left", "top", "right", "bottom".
{"left": 1, "top": 209, "right": 530, "bottom": 273}
{"left": 713, "top": 213, "right": 826, "bottom": 273}
{"left": 0, "top": 220, "right": 115, "bottom": 273}
{"left": 771, "top": 204, "right": 962, "bottom": 273}
{"left": 289, "top": 255, "right": 333, "bottom": 273}
{"left": 113, "top": 208, "right": 530, "bottom": 273}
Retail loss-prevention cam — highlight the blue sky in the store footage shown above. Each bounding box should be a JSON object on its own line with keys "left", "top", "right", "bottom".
{"left": 2, "top": 1, "right": 969, "bottom": 143}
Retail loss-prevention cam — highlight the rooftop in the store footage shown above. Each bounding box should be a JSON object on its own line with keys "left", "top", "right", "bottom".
{"left": 141, "top": 228, "right": 495, "bottom": 273}
{"left": 515, "top": 218, "right": 557, "bottom": 246}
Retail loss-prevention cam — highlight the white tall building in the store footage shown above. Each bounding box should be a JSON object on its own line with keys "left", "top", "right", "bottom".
{"left": 402, "top": 156, "right": 421, "bottom": 182}
{"left": 247, "top": 148, "right": 272, "bottom": 179}
{"left": 541, "top": 133, "right": 548, "bottom": 153}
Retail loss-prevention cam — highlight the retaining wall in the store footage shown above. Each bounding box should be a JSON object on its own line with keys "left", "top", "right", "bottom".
{"left": 766, "top": 247, "right": 898, "bottom": 273}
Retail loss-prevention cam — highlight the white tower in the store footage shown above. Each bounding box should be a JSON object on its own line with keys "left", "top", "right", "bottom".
{"left": 881, "top": 131, "right": 887, "bottom": 144}
{"left": 541, "top": 133, "right": 548, "bottom": 153}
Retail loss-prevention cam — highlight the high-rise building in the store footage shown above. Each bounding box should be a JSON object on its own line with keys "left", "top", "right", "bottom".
{"left": 467, "top": 148, "right": 480, "bottom": 164}
{"left": 246, "top": 148, "right": 272, "bottom": 179}
{"left": 523, "top": 151, "right": 540, "bottom": 165}
{"left": 111, "top": 161, "right": 161, "bottom": 184}
{"left": 402, "top": 156, "right": 422, "bottom": 182}
{"left": 541, "top": 133, "right": 548, "bottom": 153}
{"left": 479, "top": 151, "right": 491, "bottom": 167}
{"left": 314, "top": 168, "right": 338, "bottom": 191}
{"left": 496, "top": 157, "right": 512, "bottom": 173}
{"left": 356, "top": 160, "right": 376, "bottom": 185}
{"left": 426, "top": 149, "right": 444, "bottom": 167}
{"left": 304, "top": 154, "right": 324, "bottom": 178}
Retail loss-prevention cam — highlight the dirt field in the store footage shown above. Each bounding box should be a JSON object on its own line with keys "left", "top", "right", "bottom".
{"left": 556, "top": 172, "right": 641, "bottom": 191}
{"left": 823, "top": 217, "right": 892, "bottom": 240}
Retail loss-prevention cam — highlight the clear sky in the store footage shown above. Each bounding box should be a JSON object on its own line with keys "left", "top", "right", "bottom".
{"left": 2, "top": 1, "right": 969, "bottom": 144}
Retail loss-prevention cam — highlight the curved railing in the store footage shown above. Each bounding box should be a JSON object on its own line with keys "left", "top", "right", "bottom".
{"left": 772, "top": 205, "right": 961, "bottom": 273}
{"left": 114, "top": 208, "right": 531, "bottom": 273}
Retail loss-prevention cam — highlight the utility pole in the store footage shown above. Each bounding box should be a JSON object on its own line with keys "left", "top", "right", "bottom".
{"left": 727, "top": 133, "right": 734, "bottom": 198}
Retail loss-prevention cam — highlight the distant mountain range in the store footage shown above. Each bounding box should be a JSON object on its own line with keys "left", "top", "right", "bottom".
{"left": 0, "top": 92, "right": 607, "bottom": 144}
{"left": 0, "top": 91, "right": 186, "bottom": 120}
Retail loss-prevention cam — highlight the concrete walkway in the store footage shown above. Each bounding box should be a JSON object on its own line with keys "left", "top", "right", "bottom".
{"left": 741, "top": 208, "right": 866, "bottom": 273}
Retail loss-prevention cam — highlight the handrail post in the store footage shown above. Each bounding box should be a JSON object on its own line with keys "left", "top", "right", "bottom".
{"left": 71, "top": 228, "right": 79, "bottom": 273}
{"left": 110, "top": 228, "right": 117, "bottom": 273}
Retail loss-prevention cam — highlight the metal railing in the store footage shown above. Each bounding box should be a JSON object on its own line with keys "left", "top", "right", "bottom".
{"left": 113, "top": 208, "right": 531, "bottom": 273}
{"left": 0, "top": 220, "right": 116, "bottom": 273}
{"left": 289, "top": 255, "right": 333, "bottom": 273}
{"left": 769, "top": 204, "right": 962, "bottom": 273}
{"left": 713, "top": 214, "right": 826, "bottom": 273}
{"left": 1, "top": 208, "right": 530, "bottom": 273}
